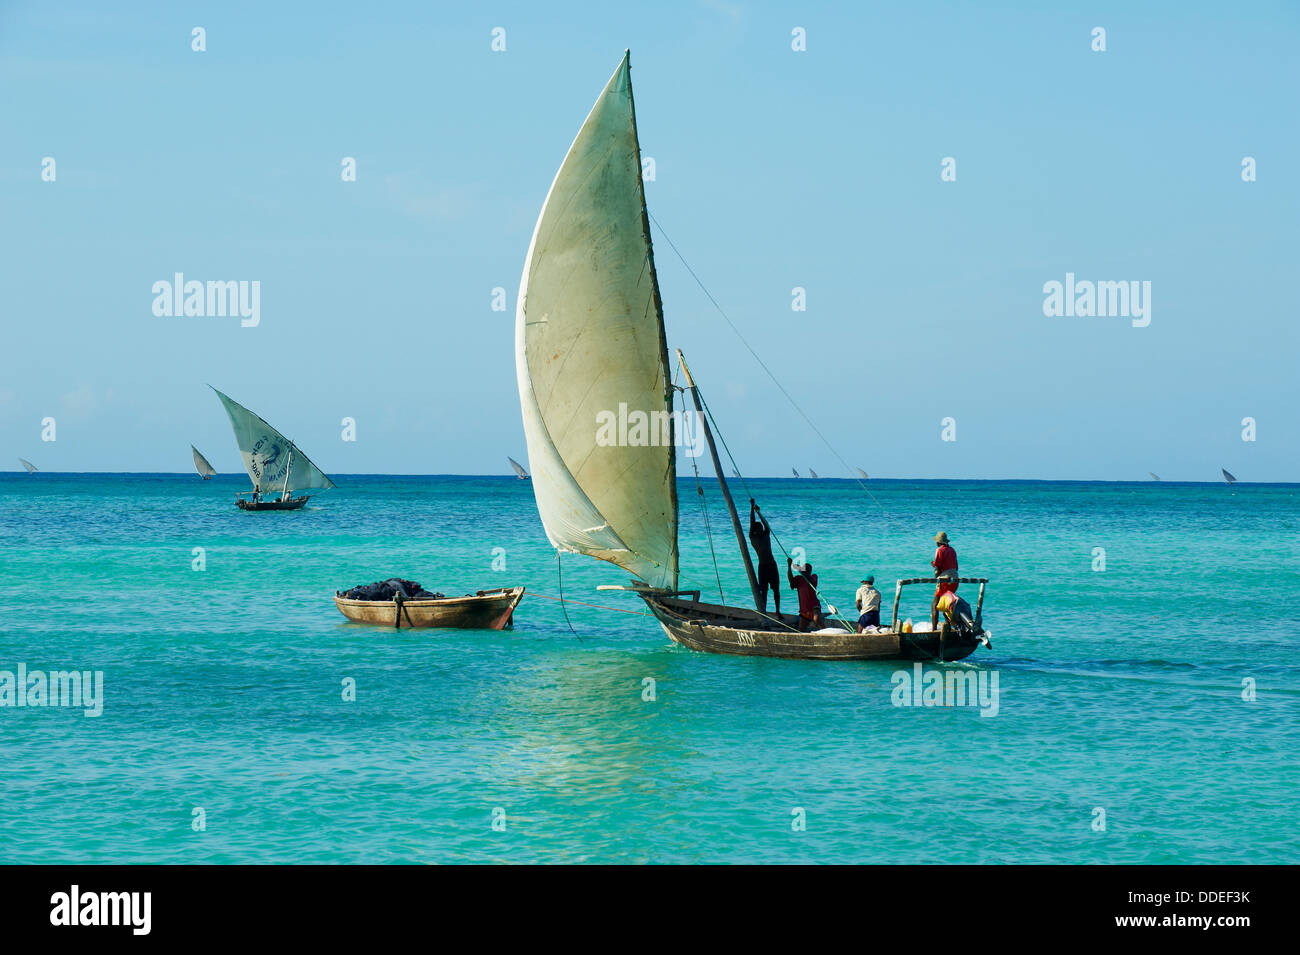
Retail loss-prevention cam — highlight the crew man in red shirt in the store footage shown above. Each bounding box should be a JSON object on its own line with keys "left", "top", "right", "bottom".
{"left": 930, "top": 531, "right": 958, "bottom": 630}
{"left": 787, "top": 557, "right": 824, "bottom": 631}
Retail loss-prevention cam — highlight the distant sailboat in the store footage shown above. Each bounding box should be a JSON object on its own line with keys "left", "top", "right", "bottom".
{"left": 792, "top": 468, "right": 800, "bottom": 478}
{"left": 513, "top": 52, "right": 988, "bottom": 662}
{"left": 192, "top": 445, "right": 216, "bottom": 480}
{"left": 508, "top": 456, "right": 529, "bottom": 479}
{"left": 731, "top": 467, "right": 740, "bottom": 479}
{"left": 808, "top": 468, "right": 819, "bottom": 479}
{"left": 18, "top": 458, "right": 36, "bottom": 474}
{"left": 1149, "top": 472, "right": 1160, "bottom": 481}
{"left": 212, "top": 387, "right": 335, "bottom": 510}
{"left": 856, "top": 468, "right": 868, "bottom": 480}
{"left": 1222, "top": 468, "right": 1237, "bottom": 484}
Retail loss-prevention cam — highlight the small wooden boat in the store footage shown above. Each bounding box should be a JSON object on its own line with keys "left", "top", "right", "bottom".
{"left": 334, "top": 586, "right": 525, "bottom": 630}
{"left": 237, "top": 495, "right": 309, "bottom": 511}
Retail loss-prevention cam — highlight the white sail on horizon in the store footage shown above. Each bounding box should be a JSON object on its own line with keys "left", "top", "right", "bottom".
{"left": 515, "top": 51, "right": 678, "bottom": 589}
{"left": 18, "top": 458, "right": 36, "bottom": 474}
{"left": 212, "top": 388, "right": 335, "bottom": 493}
{"left": 507, "top": 456, "right": 529, "bottom": 479}
{"left": 192, "top": 445, "right": 216, "bottom": 479}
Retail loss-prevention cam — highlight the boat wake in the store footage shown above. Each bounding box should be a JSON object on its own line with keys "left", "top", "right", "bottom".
{"left": 993, "top": 655, "right": 1300, "bottom": 694}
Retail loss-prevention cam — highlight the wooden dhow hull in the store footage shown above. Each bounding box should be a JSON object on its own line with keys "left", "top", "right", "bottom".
{"left": 237, "top": 495, "right": 310, "bottom": 511}
{"left": 333, "top": 586, "right": 525, "bottom": 630}
{"left": 639, "top": 593, "right": 981, "bottom": 662}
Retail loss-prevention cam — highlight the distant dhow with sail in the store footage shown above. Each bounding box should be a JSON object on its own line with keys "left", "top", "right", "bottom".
{"left": 1222, "top": 468, "right": 1237, "bottom": 484}
{"left": 514, "top": 52, "right": 988, "bottom": 661}
{"left": 192, "top": 446, "right": 216, "bottom": 480}
{"left": 508, "top": 456, "right": 529, "bottom": 480}
{"left": 18, "top": 458, "right": 36, "bottom": 474}
{"left": 212, "top": 387, "right": 335, "bottom": 510}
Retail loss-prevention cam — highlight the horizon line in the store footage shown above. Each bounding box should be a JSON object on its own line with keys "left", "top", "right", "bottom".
{"left": 2, "top": 471, "right": 1291, "bottom": 486}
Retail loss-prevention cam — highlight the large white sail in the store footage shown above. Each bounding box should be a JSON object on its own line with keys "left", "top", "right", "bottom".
{"left": 212, "top": 388, "right": 335, "bottom": 493}
{"left": 191, "top": 445, "right": 216, "bottom": 479}
{"left": 515, "top": 51, "right": 678, "bottom": 589}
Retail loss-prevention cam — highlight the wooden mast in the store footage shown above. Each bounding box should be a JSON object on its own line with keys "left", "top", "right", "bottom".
{"left": 676, "top": 350, "right": 762, "bottom": 610}
{"left": 281, "top": 447, "right": 294, "bottom": 501}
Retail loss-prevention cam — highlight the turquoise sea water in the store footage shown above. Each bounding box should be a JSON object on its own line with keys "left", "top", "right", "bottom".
{"left": 0, "top": 473, "right": 1296, "bottom": 864}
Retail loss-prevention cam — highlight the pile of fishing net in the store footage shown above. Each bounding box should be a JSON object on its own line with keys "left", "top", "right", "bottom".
{"left": 337, "top": 578, "right": 444, "bottom": 601}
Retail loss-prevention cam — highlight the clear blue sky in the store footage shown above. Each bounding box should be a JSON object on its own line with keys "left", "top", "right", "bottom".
{"left": 2, "top": 1, "right": 1296, "bottom": 480}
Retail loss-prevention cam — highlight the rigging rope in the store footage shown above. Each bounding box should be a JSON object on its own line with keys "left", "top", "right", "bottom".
{"left": 691, "top": 425, "right": 726, "bottom": 604}
{"left": 681, "top": 371, "right": 854, "bottom": 633}
{"left": 649, "top": 210, "right": 898, "bottom": 525}
{"left": 525, "top": 592, "right": 652, "bottom": 617}
{"left": 528, "top": 589, "right": 804, "bottom": 635}
{"left": 554, "top": 551, "right": 585, "bottom": 641}
{"left": 673, "top": 371, "right": 726, "bottom": 605}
